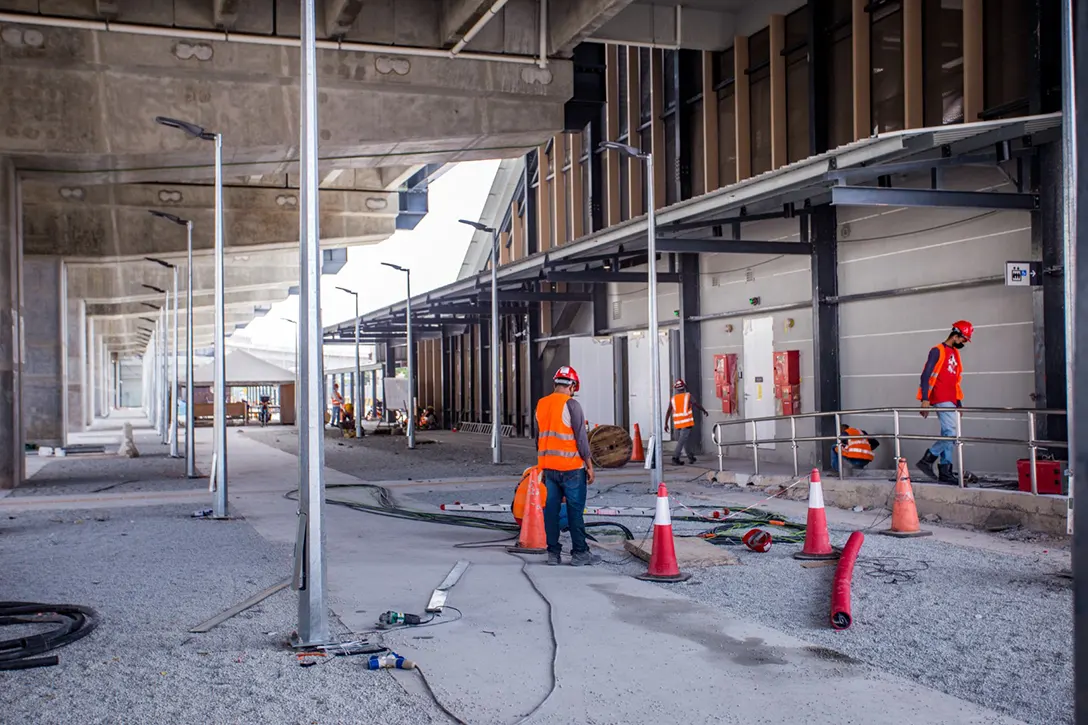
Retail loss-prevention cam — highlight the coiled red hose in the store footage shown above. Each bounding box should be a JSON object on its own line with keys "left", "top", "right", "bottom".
{"left": 830, "top": 531, "right": 865, "bottom": 630}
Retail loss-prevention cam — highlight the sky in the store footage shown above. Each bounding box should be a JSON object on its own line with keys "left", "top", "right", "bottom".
{"left": 237, "top": 159, "right": 500, "bottom": 351}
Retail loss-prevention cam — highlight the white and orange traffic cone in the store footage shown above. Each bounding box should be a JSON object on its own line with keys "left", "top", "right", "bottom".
{"left": 880, "top": 459, "right": 933, "bottom": 538}
{"left": 793, "top": 468, "right": 840, "bottom": 561}
{"left": 635, "top": 483, "right": 691, "bottom": 582}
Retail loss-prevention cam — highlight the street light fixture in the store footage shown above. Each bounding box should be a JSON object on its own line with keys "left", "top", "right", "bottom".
{"left": 381, "top": 262, "right": 415, "bottom": 450}
{"left": 150, "top": 210, "right": 196, "bottom": 478}
{"left": 335, "top": 286, "right": 364, "bottom": 442}
{"left": 599, "top": 140, "right": 663, "bottom": 488}
{"left": 146, "top": 255, "right": 180, "bottom": 460}
{"left": 459, "top": 218, "right": 502, "bottom": 464}
{"left": 156, "top": 114, "right": 228, "bottom": 518}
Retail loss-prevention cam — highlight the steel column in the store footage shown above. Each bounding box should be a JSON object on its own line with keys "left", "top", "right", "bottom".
{"left": 490, "top": 230, "right": 502, "bottom": 463}
{"left": 810, "top": 206, "right": 840, "bottom": 470}
{"left": 678, "top": 253, "right": 702, "bottom": 454}
{"left": 526, "top": 308, "right": 542, "bottom": 437}
{"left": 170, "top": 264, "right": 179, "bottom": 458}
{"left": 1032, "top": 142, "right": 1068, "bottom": 442}
{"left": 294, "top": 0, "right": 330, "bottom": 648}
{"left": 406, "top": 272, "right": 415, "bottom": 449}
{"left": 211, "top": 131, "right": 228, "bottom": 517}
{"left": 646, "top": 155, "right": 663, "bottom": 487}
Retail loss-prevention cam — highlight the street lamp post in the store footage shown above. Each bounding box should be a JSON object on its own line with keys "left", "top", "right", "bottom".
{"left": 336, "top": 287, "right": 364, "bottom": 441}
{"left": 458, "top": 219, "right": 502, "bottom": 464}
{"left": 142, "top": 284, "right": 169, "bottom": 445}
{"left": 281, "top": 318, "right": 299, "bottom": 382}
{"left": 599, "top": 141, "right": 663, "bottom": 488}
{"left": 149, "top": 211, "right": 196, "bottom": 477}
{"left": 381, "top": 262, "right": 415, "bottom": 450}
{"left": 156, "top": 115, "right": 228, "bottom": 518}
{"left": 146, "top": 256, "right": 180, "bottom": 458}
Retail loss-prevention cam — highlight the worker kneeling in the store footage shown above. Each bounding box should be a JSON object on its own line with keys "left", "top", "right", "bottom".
{"left": 536, "top": 366, "right": 598, "bottom": 567}
{"left": 831, "top": 424, "right": 877, "bottom": 473}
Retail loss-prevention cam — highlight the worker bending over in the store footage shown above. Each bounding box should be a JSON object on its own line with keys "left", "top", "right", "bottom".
{"left": 832, "top": 424, "right": 878, "bottom": 472}
{"left": 916, "top": 320, "right": 972, "bottom": 484}
{"left": 664, "top": 379, "right": 709, "bottom": 465}
{"left": 536, "top": 366, "right": 597, "bottom": 567}
{"left": 330, "top": 383, "right": 343, "bottom": 427}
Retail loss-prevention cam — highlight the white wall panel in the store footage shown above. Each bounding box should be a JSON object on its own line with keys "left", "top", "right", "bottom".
{"left": 569, "top": 336, "right": 615, "bottom": 427}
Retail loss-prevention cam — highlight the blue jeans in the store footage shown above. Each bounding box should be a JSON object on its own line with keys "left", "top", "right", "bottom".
{"left": 331, "top": 406, "right": 341, "bottom": 425}
{"left": 543, "top": 468, "right": 587, "bottom": 555}
{"left": 928, "top": 401, "right": 958, "bottom": 464}
{"left": 831, "top": 446, "right": 871, "bottom": 472}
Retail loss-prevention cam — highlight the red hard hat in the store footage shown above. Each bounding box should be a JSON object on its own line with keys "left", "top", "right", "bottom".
{"left": 952, "top": 320, "right": 974, "bottom": 341}
{"left": 673, "top": 379, "right": 686, "bottom": 390}
{"left": 742, "top": 528, "right": 773, "bottom": 553}
{"left": 553, "top": 366, "right": 580, "bottom": 392}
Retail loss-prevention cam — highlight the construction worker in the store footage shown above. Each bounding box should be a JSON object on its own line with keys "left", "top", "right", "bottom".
{"left": 664, "top": 379, "right": 709, "bottom": 465}
{"left": 916, "top": 320, "right": 973, "bottom": 484}
{"left": 330, "top": 383, "right": 343, "bottom": 427}
{"left": 831, "top": 424, "right": 879, "bottom": 472}
{"left": 536, "top": 366, "right": 597, "bottom": 567}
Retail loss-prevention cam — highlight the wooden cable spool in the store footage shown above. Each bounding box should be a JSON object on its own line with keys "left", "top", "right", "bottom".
{"left": 588, "top": 425, "right": 633, "bottom": 468}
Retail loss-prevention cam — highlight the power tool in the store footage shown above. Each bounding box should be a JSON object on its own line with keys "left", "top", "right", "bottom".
{"left": 378, "top": 610, "right": 424, "bottom": 628}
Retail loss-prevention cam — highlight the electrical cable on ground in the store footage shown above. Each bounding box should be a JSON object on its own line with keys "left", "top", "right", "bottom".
{"left": 0, "top": 602, "right": 99, "bottom": 670}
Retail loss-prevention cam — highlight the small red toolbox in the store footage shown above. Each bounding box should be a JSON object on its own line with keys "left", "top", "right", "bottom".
{"left": 1016, "top": 459, "right": 1065, "bottom": 494}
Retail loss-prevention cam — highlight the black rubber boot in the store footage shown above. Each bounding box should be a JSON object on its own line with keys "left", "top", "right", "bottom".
{"left": 671, "top": 457, "right": 683, "bottom": 466}
{"left": 937, "top": 463, "right": 959, "bottom": 485}
{"left": 916, "top": 450, "right": 939, "bottom": 480}
{"left": 687, "top": 455, "right": 697, "bottom": 464}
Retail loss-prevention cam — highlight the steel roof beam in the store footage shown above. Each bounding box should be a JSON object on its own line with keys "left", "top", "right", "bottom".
{"left": 830, "top": 186, "right": 1039, "bottom": 210}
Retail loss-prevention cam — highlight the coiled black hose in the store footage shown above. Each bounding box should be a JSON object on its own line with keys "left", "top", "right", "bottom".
{"left": 0, "top": 602, "right": 99, "bottom": 670}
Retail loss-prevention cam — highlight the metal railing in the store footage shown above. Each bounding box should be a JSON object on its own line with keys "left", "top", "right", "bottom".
{"left": 711, "top": 406, "right": 1068, "bottom": 494}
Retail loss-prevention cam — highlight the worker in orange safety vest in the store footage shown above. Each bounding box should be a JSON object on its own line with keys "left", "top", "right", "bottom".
{"left": 664, "top": 379, "right": 709, "bottom": 466}
{"left": 916, "top": 320, "right": 972, "bottom": 484}
{"left": 536, "top": 366, "right": 597, "bottom": 567}
{"left": 831, "top": 424, "right": 879, "bottom": 473}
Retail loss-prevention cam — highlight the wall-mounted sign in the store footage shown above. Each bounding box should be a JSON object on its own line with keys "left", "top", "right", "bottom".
{"left": 1005, "top": 261, "right": 1041, "bottom": 287}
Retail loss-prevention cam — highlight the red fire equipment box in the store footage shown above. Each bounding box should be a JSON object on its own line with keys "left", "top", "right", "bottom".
{"left": 773, "top": 350, "right": 800, "bottom": 386}
{"left": 713, "top": 354, "right": 739, "bottom": 415}
{"left": 1016, "top": 459, "right": 1065, "bottom": 495}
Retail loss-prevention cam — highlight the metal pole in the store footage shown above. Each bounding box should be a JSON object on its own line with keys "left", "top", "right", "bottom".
{"left": 835, "top": 412, "right": 843, "bottom": 478}
{"left": 491, "top": 230, "right": 502, "bottom": 463}
{"left": 646, "top": 154, "right": 663, "bottom": 488}
{"left": 1061, "top": 0, "right": 1078, "bottom": 540}
{"left": 956, "top": 409, "right": 965, "bottom": 488}
{"left": 294, "top": 0, "right": 330, "bottom": 648}
{"left": 790, "top": 416, "right": 798, "bottom": 476}
{"left": 406, "top": 271, "right": 416, "bottom": 450}
{"left": 354, "top": 296, "right": 362, "bottom": 441}
{"left": 160, "top": 302, "right": 168, "bottom": 442}
{"left": 1028, "top": 411, "right": 1038, "bottom": 495}
{"left": 185, "top": 222, "right": 195, "bottom": 478}
{"left": 212, "top": 132, "right": 228, "bottom": 518}
{"left": 893, "top": 409, "right": 901, "bottom": 460}
{"left": 170, "top": 264, "right": 179, "bottom": 458}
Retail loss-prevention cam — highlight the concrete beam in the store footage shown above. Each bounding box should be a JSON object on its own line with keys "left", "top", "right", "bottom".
{"left": 95, "top": 1, "right": 120, "bottom": 19}
{"left": 325, "top": 0, "right": 365, "bottom": 37}
{"left": 548, "top": 0, "right": 636, "bottom": 55}
{"left": 22, "top": 181, "right": 397, "bottom": 258}
{"left": 87, "top": 289, "right": 288, "bottom": 318}
{"left": 0, "top": 25, "right": 572, "bottom": 182}
{"left": 442, "top": 0, "right": 498, "bottom": 45}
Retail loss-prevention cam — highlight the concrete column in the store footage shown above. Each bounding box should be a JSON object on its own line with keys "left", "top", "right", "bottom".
{"left": 22, "top": 257, "right": 64, "bottom": 446}
{"left": 67, "top": 297, "right": 85, "bottom": 434}
{"left": 86, "top": 317, "right": 95, "bottom": 425}
{"left": 0, "top": 157, "right": 23, "bottom": 489}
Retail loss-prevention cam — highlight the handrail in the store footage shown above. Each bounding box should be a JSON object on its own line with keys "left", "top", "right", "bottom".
{"left": 711, "top": 406, "right": 1068, "bottom": 494}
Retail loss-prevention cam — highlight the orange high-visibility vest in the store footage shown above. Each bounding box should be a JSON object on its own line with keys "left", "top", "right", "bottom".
{"left": 841, "top": 427, "right": 874, "bottom": 462}
{"left": 672, "top": 393, "right": 694, "bottom": 429}
{"left": 916, "top": 345, "right": 964, "bottom": 402}
{"left": 536, "top": 393, "right": 584, "bottom": 472}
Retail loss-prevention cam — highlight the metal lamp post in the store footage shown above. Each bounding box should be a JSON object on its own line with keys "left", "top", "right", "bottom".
{"left": 335, "top": 287, "right": 364, "bottom": 441}
{"left": 142, "top": 284, "right": 169, "bottom": 444}
{"left": 458, "top": 219, "right": 502, "bottom": 464}
{"left": 146, "top": 256, "right": 180, "bottom": 459}
{"left": 381, "top": 262, "right": 415, "bottom": 450}
{"left": 155, "top": 115, "right": 228, "bottom": 518}
{"left": 599, "top": 141, "right": 662, "bottom": 488}
{"left": 150, "top": 211, "right": 197, "bottom": 477}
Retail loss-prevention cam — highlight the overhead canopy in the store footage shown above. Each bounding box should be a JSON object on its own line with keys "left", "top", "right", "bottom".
{"left": 183, "top": 349, "right": 294, "bottom": 386}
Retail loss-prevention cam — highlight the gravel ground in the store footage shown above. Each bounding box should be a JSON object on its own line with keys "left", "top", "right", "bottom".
{"left": 14, "top": 447, "right": 204, "bottom": 497}
{"left": 0, "top": 505, "right": 442, "bottom": 725}
{"left": 245, "top": 428, "right": 536, "bottom": 482}
{"left": 401, "top": 482, "right": 1073, "bottom": 725}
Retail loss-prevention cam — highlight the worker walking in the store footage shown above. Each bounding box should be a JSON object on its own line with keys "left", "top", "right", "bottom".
{"left": 831, "top": 424, "right": 878, "bottom": 473}
{"left": 664, "top": 379, "right": 709, "bottom": 465}
{"left": 536, "top": 366, "right": 597, "bottom": 567}
{"left": 916, "top": 320, "right": 973, "bottom": 484}
{"left": 330, "top": 382, "right": 343, "bottom": 427}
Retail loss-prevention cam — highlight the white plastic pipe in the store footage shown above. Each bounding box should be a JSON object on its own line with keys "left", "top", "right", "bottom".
{"left": 450, "top": 0, "right": 509, "bottom": 57}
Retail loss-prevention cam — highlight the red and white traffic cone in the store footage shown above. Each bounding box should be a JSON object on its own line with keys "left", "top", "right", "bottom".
{"left": 793, "top": 468, "right": 840, "bottom": 561}
{"left": 635, "top": 483, "right": 691, "bottom": 583}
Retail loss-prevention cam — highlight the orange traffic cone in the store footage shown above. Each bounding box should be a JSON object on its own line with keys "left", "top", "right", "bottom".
{"left": 508, "top": 467, "right": 548, "bottom": 554}
{"left": 630, "top": 424, "right": 645, "bottom": 463}
{"left": 880, "top": 459, "right": 933, "bottom": 538}
{"left": 793, "top": 468, "right": 840, "bottom": 560}
{"left": 635, "top": 483, "right": 691, "bottom": 582}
